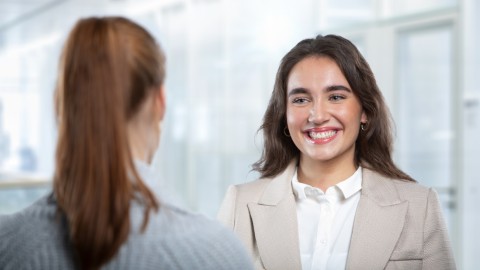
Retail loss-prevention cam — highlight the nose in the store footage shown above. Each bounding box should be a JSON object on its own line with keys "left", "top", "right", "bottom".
{"left": 308, "top": 101, "right": 329, "bottom": 124}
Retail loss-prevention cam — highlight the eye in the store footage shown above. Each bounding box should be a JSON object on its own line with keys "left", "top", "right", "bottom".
{"left": 292, "top": 97, "right": 310, "bottom": 104}
{"left": 329, "top": 94, "right": 345, "bottom": 102}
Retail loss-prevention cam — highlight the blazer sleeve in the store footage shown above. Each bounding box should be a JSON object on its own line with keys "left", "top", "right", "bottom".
{"left": 423, "top": 188, "right": 456, "bottom": 270}
{"left": 217, "top": 185, "right": 237, "bottom": 229}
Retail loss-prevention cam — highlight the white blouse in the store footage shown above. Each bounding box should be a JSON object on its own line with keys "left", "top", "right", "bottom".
{"left": 291, "top": 167, "right": 362, "bottom": 270}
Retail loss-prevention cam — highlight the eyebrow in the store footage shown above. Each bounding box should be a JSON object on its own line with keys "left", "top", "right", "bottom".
{"left": 287, "top": 88, "right": 309, "bottom": 97}
{"left": 287, "top": 85, "right": 352, "bottom": 97}
{"left": 326, "top": 85, "right": 352, "bottom": 92}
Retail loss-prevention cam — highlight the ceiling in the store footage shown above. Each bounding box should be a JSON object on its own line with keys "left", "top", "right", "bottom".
{"left": 0, "top": 0, "right": 161, "bottom": 50}
{"left": 0, "top": 0, "right": 65, "bottom": 31}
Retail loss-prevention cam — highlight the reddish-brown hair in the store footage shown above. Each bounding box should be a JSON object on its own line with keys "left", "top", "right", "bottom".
{"left": 54, "top": 17, "right": 165, "bottom": 269}
{"left": 253, "top": 34, "right": 414, "bottom": 182}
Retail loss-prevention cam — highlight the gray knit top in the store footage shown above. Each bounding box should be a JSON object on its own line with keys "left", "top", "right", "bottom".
{"left": 0, "top": 194, "right": 253, "bottom": 270}
{"left": 0, "top": 164, "right": 253, "bottom": 269}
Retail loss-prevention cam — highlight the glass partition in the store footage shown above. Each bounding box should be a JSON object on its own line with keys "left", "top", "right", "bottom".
{"left": 397, "top": 24, "right": 456, "bottom": 228}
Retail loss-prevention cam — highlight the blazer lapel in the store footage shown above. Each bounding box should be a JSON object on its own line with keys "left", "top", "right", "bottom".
{"left": 346, "top": 169, "right": 408, "bottom": 270}
{"left": 247, "top": 161, "right": 302, "bottom": 270}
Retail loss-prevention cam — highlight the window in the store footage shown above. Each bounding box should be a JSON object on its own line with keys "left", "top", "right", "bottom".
{"left": 397, "top": 25, "right": 456, "bottom": 229}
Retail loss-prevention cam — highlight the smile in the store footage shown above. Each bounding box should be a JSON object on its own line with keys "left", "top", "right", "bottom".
{"left": 308, "top": 130, "right": 337, "bottom": 140}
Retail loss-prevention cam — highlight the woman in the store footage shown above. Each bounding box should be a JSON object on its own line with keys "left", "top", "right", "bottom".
{"left": 218, "top": 35, "right": 455, "bottom": 270}
{"left": 0, "top": 17, "right": 252, "bottom": 270}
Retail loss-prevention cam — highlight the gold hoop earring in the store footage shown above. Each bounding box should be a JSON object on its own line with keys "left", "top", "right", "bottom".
{"left": 360, "top": 122, "right": 367, "bottom": 131}
{"left": 283, "top": 127, "right": 290, "bottom": 137}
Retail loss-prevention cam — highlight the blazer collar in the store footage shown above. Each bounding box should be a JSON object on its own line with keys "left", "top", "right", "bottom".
{"left": 248, "top": 159, "right": 302, "bottom": 270}
{"left": 346, "top": 168, "right": 409, "bottom": 270}
{"left": 360, "top": 167, "right": 403, "bottom": 206}
{"left": 257, "top": 159, "right": 298, "bottom": 206}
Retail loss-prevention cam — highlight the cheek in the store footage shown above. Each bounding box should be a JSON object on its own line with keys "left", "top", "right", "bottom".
{"left": 285, "top": 110, "right": 295, "bottom": 127}
{"left": 286, "top": 107, "right": 307, "bottom": 128}
{"left": 337, "top": 105, "right": 363, "bottom": 124}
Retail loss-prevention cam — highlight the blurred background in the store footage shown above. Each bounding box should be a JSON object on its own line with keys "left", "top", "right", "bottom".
{"left": 0, "top": 0, "right": 478, "bottom": 268}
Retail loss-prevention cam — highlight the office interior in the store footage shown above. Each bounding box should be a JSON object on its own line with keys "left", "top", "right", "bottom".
{"left": 0, "top": 0, "right": 478, "bottom": 269}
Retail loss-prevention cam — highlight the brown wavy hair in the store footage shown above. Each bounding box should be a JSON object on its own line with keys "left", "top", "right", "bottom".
{"left": 253, "top": 34, "right": 414, "bottom": 182}
{"left": 54, "top": 17, "right": 165, "bottom": 269}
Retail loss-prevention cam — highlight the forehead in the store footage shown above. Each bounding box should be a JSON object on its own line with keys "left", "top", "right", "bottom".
{"left": 287, "top": 56, "right": 349, "bottom": 91}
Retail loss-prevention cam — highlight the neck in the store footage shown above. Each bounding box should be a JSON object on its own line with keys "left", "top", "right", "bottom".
{"left": 127, "top": 121, "right": 155, "bottom": 164}
{"left": 297, "top": 155, "right": 357, "bottom": 192}
{"left": 126, "top": 92, "right": 162, "bottom": 165}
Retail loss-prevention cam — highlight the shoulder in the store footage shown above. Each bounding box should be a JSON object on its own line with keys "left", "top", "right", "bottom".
{"left": 231, "top": 161, "right": 298, "bottom": 200}
{"left": 391, "top": 178, "right": 431, "bottom": 197}
{"left": 0, "top": 194, "right": 58, "bottom": 239}
{"left": 150, "top": 202, "right": 240, "bottom": 238}
{"left": 218, "top": 164, "right": 296, "bottom": 215}
{"left": 0, "top": 194, "right": 73, "bottom": 269}
{"left": 363, "top": 168, "right": 437, "bottom": 207}
{"left": 127, "top": 203, "right": 253, "bottom": 270}
{"left": 231, "top": 178, "right": 272, "bottom": 202}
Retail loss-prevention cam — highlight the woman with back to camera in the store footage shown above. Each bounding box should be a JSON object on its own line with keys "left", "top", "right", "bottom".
{"left": 0, "top": 16, "right": 252, "bottom": 270}
{"left": 218, "top": 34, "right": 456, "bottom": 270}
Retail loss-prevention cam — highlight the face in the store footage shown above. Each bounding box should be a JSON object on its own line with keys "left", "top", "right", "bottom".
{"left": 286, "top": 56, "right": 367, "bottom": 167}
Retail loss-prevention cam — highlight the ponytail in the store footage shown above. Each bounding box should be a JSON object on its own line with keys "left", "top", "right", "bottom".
{"left": 54, "top": 17, "right": 161, "bottom": 269}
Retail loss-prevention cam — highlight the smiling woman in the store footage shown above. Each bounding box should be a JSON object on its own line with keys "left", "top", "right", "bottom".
{"left": 218, "top": 34, "right": 456, "bottom": 270}
{"left": 286, "top": 56, "right": 367, "bottom": 190}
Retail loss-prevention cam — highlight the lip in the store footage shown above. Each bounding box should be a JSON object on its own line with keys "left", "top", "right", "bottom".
{"left": 303, "top": 127, "right": 340, "bottom": 144}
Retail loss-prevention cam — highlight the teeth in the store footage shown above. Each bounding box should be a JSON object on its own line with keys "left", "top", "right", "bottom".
{"left": 309, "top": 130, "right": 336, "bottom": 140}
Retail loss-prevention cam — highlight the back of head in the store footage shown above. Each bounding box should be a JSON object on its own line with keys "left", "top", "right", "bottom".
{"left": 255, "top": 34, "right": 413, "bottom": 182}
{"left": 54, "top": 16, "right": 165, "bottom": 269}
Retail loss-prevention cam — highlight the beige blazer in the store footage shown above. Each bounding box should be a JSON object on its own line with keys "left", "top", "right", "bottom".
{"left": 218, "top": 161, "right": 456, "bottom": 270}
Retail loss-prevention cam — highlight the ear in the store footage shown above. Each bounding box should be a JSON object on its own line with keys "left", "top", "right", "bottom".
{"left": 154, "top": 85, "right": 166, "bottom": 121}
{"left": 360, "top": 111, "right": 368, "bottom": 124}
